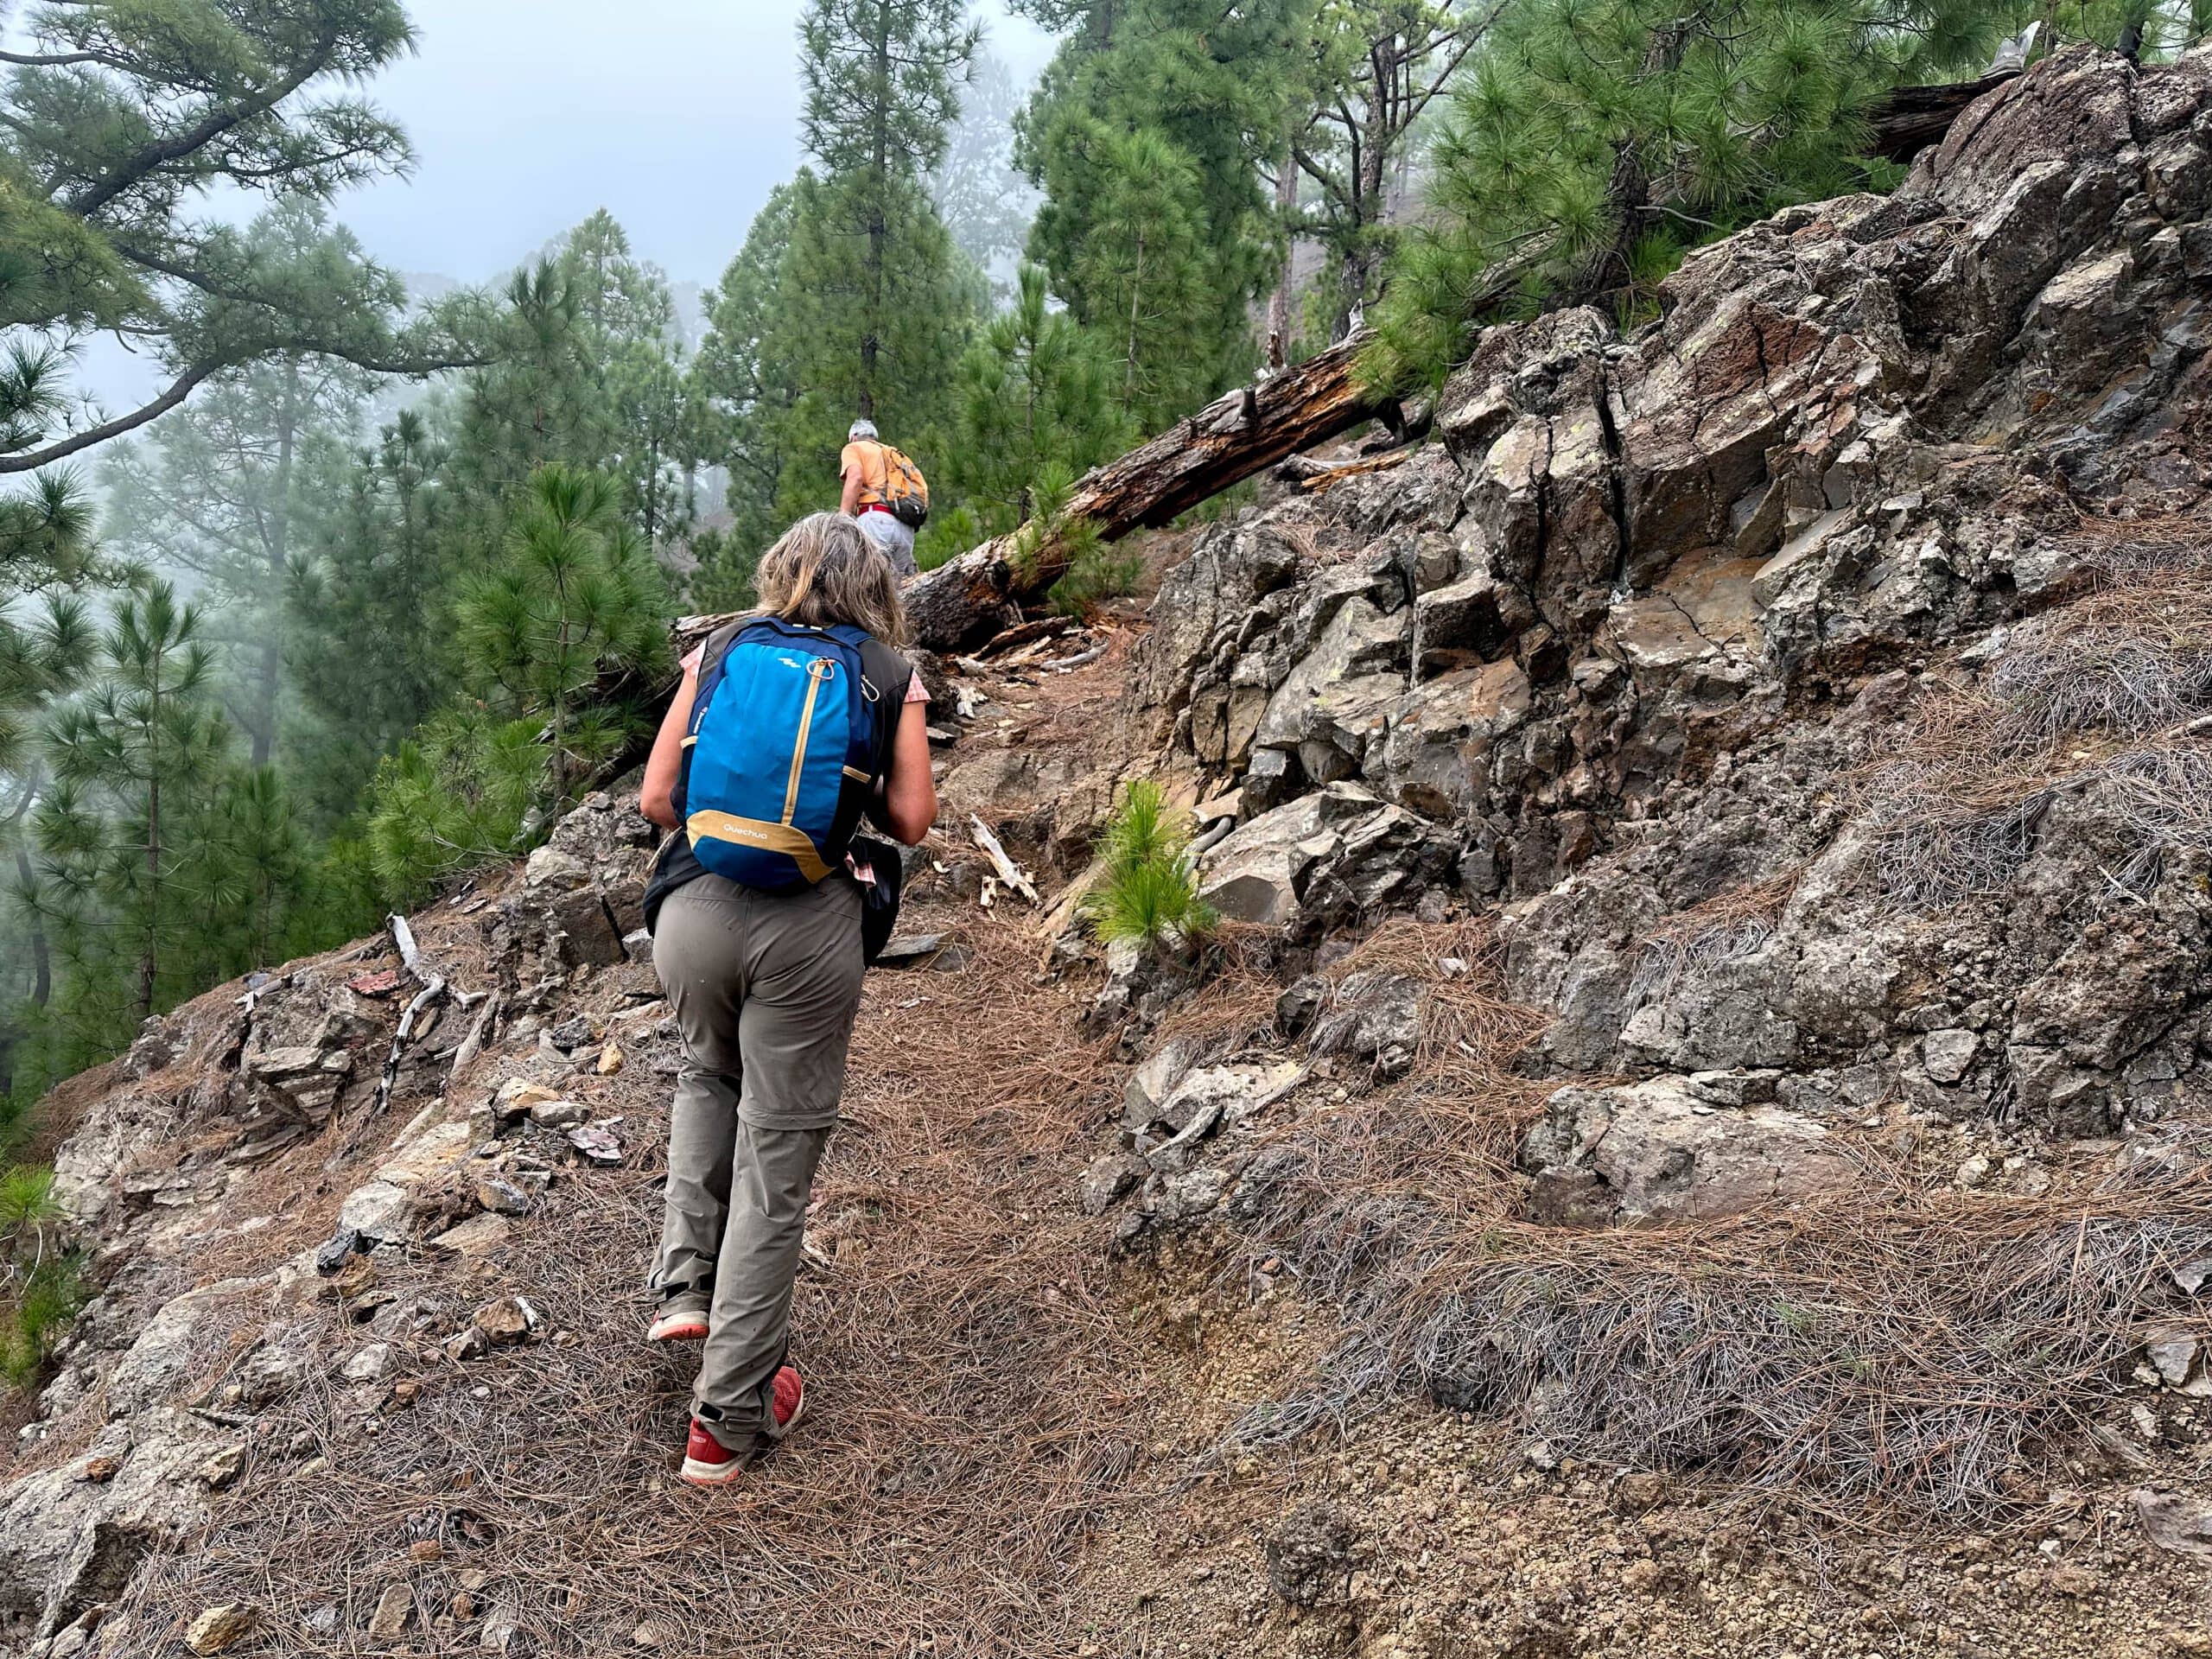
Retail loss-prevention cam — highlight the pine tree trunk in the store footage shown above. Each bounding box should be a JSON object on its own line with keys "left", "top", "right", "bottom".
{"left": 251, "top": 358, "right": 299, "bottom": 770}
{"left": 5, "top": 792, "right": 48, "bottom": 1007}
{"left": 859, "top": 0, "right": 893, "bottom": 420}
{"left": 140, "top": 674, "right": 162, "bottom": 1023}
{"left": 1267, "top": 134, "right": 1298, "bottom": 369}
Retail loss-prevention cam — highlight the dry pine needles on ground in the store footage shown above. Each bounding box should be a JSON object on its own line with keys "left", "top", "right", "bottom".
{"left": 1191, "top": 926, "right": 2212, "bottom": 1529}
{"left": 124, "top": 913, "right": 1172, "bottom": 1659}
{"left": 1853, "top": 514, "right": 2212, "bottom": 912}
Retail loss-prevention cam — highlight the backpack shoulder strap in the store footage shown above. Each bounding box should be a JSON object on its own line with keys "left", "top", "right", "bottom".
{"left": 696, "top": 615, "right": 759, "bottom": 678}
{"left": 856, "top": 636, "right": 912, "bottom": 779}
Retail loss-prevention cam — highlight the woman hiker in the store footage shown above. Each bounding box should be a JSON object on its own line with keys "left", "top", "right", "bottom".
{"left": 636, "top": 512, "right": 938, "bottom": 1485}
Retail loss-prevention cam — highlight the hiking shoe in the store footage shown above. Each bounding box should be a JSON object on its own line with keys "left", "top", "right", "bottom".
{"left": 678, "top": 1367, "right": 805, "bottom": 1487}
{"left": 647, "top": 1293, "right": 709, "bottom": 1344}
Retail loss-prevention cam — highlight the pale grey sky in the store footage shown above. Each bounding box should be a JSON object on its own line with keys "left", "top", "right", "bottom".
{"left": 67, "top": 2, "right": 1054, "bottom": 411}
{"left": 340, "top": 1, "right": 1055, "bottom": 287}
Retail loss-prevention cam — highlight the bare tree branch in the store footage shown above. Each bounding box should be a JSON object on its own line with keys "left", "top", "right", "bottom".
{"left": 0, "top": 361, "right": 224, "bottom": 472}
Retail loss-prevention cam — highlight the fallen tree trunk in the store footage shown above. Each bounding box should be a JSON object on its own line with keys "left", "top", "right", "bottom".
{"left": 1867, "top": 70, "right": 2019, "bottom": 161}
{"left": 676, "top": 327, "right": 1388, "bottom": 658}
{"left": 903, "top": 327, "right": 1386, "bottom": 650}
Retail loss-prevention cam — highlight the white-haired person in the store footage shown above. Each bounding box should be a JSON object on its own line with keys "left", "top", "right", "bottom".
{"left": 836, "top": 417, "right": 926, "bottom": 577}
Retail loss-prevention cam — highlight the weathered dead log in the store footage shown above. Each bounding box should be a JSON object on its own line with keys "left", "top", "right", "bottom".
{"left": 677, "top": 327, "right": 1387, "bottom": 658}
{"left": 1293, "top": 448, "right": 1418, "bottom": 494}
{"left": 1867, "top": 70, "right": 2019, "bottom": 161}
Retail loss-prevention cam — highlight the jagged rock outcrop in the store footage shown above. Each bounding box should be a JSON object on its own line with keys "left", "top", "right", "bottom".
{"left": 1136, "top": 46, "right": 2212, "bottom": 1154}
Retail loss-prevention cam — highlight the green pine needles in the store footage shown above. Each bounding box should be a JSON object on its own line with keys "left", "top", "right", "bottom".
{"left": 1364, "top": 0, "right": 2064, "bottom": 390}
{"left": 946, "top": 264, "right": 1134, "bottom": 538}
{"left": 365, "top": 461, "right": 669, "bottom": 907}
{"left": 1084, "top": 779, "right": 1217, "bottom": 952}
{"left": 0, "top": 1162, "right": 74, "bottom": 1393}
{"left": 0, "top": 1163, "right": 55, "bottom": 1241}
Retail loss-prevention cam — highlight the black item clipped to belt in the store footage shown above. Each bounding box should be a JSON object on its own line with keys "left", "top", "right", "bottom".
{"left": 641, "top": 831, "right": 703, "bottom": 937}
{"left": 849, "top": 832, "right": 904, "bottom": 966}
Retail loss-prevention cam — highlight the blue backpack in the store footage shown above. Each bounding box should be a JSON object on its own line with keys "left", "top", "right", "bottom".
{"left": 673, "top": 617, "right": 905, "bottom": 893}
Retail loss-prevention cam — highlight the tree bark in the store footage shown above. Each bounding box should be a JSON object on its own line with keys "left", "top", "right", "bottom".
{"left": 5, "top": 791, "right": 48, "bottom": 1007}
{"left": 140, "top": 671, "right": 162, "bottom": 1023}
{"left": 859, "top": 0, "right": 892, "bottom": 420}
{"left": 1866, "top": 71, "right": 2020, "bottom": 162}
{"left": 250, "top": 357, "right": 300, "bottom": 770}
{"left": 1267, "top": 135, "right": 1298, "bottom": 369}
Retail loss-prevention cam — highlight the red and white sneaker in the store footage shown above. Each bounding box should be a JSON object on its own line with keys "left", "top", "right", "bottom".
{"left": 679, "top": 1366, "right": 806, "bottom": 1487}
{"left": 646, "top": 1294, "right": 709, "bottom": 1343}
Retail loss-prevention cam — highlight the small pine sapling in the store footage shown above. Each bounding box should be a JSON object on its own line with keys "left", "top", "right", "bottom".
{"left": 1084, "top": 779, "right": 1217, "bottom": 952}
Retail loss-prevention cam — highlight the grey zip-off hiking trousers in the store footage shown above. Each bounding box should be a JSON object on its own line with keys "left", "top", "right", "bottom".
{"left": 649, "top": 870, "right": 865, "bottom": 1450}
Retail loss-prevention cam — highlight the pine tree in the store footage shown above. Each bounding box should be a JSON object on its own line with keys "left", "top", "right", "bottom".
{"left": 450, "top": 262, "right": 611, "bottom": 508}
{"left": 207, "top": 765, "right": 306, "bottom": 976}
{"left": 797, "top": 0, "right": 982, "bottom": 422}
{"left": 0, "top": 0, "right": 472, "bottom": 745}
{"left": 0, "top": 475, "right": 99, "bottom": 785}
{"left": 929, "top": 47, "right": 1042, "bottom": 307}
{"left": 767, "top": 171, "right": 982, "bottom": 519}
{"left": 693, "top": 181, "right": 806, "bottom": 560}
{"left": 1058, "top": 125, "right": 1217, "bottom": 428}
{"left": 1294, "top": 3, "right": 1492, "bottom": 341}
{"left": 556, "top": 212, "right": 696, "bottom": 550}
{"left": 1365, "top": 1, "right": 2056, "bottom": 388}
{"left": 100, "top": 203, "right": 388, "bottom": 770}
{"left": 454, "top": 465, "right": 670, "bottom": 803}
{"left": 1018, "top": 0, "right": 1307, "bottom": 416}
{"left": 947, "top": 264, "right": 1131, "bottom": 532}
{"left": 365, "top": 702, "right": 545, "bottom": 904}
{"left": 0, "top": 0, "right": 448, "bottom": 480}
{"left": 1, "top": 584, "right": 93, "bottom": 1020}
{"left": 285, "top": 406, "right": 460, "bottom": 827}
{"left": 35, "top": 582, "right": 230, "bottom": 1026}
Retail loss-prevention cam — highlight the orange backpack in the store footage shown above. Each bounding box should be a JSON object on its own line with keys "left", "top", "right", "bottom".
{"left": 875, "top": 443, "right": 930, "bottom": 529}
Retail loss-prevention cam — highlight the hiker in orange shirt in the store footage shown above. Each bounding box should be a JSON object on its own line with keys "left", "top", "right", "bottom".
{"left": 837, "top": 418, "right": 929, "bottom": 578}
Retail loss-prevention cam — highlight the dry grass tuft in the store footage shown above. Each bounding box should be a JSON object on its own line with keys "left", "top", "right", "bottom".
{"left": 1626, "top": 869, "right": 1802, "bottom": 1010}
{"left": 1229, "top": 1103, "right": 2212, "bottom": 1522}
{"left": 1853, "top": 518, "right": 2212, "bottom": 911}
{"left": 123, "top": 914, "right": 1170, "bottom": 1659}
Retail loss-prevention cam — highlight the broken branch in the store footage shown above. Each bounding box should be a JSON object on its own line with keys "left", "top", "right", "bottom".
{"left": 969, "top": 816, "right": 1039, "bottom": 906}
{"left": 372, "top": 913, "right": 448, "bottom": 1118}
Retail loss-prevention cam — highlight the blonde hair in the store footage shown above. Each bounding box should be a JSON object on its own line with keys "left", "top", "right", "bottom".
{"left": 754, "top": 512, "right": 909, "bottom": 645}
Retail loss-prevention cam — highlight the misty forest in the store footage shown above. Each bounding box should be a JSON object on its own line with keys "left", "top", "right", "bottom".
{"left": 10, "top": 0, "right": 2194, "bottom": 1126}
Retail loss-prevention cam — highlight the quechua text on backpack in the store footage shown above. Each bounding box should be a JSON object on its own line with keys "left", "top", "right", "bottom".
{"left": 675, "top": 618, "right": 901, "bottom": 893}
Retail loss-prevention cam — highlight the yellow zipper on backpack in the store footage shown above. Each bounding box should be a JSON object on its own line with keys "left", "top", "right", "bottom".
{"left": 784, "top": 658, "right": 834, "bottom": 825}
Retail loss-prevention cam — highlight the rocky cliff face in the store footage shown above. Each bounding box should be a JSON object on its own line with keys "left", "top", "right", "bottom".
{"left": 1133, "top": 47, "right": 2212, "bottom": 1210}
